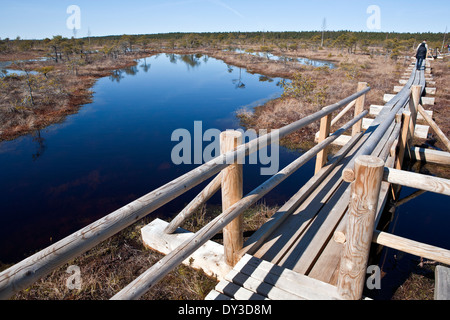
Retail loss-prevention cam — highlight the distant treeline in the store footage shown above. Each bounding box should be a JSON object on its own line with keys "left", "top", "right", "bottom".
{"left": 95, "top": 30, "right": 445, "bottom": 43}
{"left": 1, "top": 30, "right": 447, "bottom": 62}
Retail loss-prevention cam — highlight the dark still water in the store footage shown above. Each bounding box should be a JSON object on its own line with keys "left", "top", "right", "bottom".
{"left": 0, "top": 53, "right": 314, "bottom": 263}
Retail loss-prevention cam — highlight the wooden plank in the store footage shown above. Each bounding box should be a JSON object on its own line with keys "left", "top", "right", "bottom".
{"left": 373, "top": 230, "right": 450, "bottom": 265}
{"left": 285, "top": 131, "right": 392, "bottom": 276}
{"left": 205, "top": 290, "right": 233, "bottom": 300}
{"left": 421, "top": 97, "right": 435, "bottom": 105}
{"left": 241, "top": 133, "right": 364, "bottom": 257}
{"left": 215, "top": 279, "right": 268, "bottom": 300}
{"left": 225, "top": 269, "right": 304, "bottom": 300}
{"left": 286, "top": 186, "right": 350, "bottom": 275}
{"left": 252, "top": 123, "right": 368, "bottom": 262}
{"left": 435, "top": 265, "right": 450, "bottom": 300}
{"left": 141, "top": 218, "right": 232, "bottom": 281}
{"left": 255, "top": 158, "right": 348, "bottom": 264}
{"left": 425, "top": 87, "right": 436, "bottom": 94}
{"left": 315, "top": 132, "right": 352, "bottom": 146}
{"left": 235, "top": 255, "right": 342, "bottom": 300}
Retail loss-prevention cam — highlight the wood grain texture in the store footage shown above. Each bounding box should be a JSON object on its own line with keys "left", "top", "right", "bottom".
{"left": 337, "top": 156, "right": 384, "bottom": 300}
{"left": 221, "top": 131, "right": 244, "bottom": 267}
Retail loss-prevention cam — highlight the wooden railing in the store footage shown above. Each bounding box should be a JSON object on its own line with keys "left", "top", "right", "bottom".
{"left": 0, "top": 84, "right": 370, "bottom": 300}
{"left": 336, "top": 154, "right": 450, "bottom": 300}
{"left": 337, "top": 81, "right": 450, "bottom": 299}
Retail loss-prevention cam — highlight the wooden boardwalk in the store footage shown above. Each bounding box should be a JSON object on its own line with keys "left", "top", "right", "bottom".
{"left": 1, "top": 59, "right": 449, "bottom": 301}
{"left": 204, "top": 61, "right": 449, "bottom": 300}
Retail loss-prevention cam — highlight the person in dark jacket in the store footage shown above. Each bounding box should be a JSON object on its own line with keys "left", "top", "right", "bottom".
{"left": 415, "top": 40, "right": 428, "bottom": 70}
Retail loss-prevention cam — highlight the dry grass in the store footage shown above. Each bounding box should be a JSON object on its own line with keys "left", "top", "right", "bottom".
{"left": 425, "top": 56, "right": 450, "bottom": 150}
{"left": 235, "top": 48, "right": 401, "bottom": 149}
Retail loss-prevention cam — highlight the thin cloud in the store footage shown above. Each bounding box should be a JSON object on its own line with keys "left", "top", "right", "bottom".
{"left": 209, "top": 0, "right": 245, "bottom": 19}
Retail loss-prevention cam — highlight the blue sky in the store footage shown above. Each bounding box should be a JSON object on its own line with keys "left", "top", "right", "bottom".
{"left": 0, "top": 0, "right": 448, "bottom": 39}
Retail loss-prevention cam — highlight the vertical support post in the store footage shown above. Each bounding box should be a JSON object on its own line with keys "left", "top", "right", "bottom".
{"left": 352, "top": 82, "right": 368, "bottom": 136}
{"left": 408, "top": 85, "right": 422, "bottom": 145}
{"left": 395, "top": 111, "right": 411, "bottom": 171}
{"left": 220, "top": 130, "right": 243, "bottom": 267}
{"left": 315, "top": 114, "right": 331, "bottom": 174}
{"left": 337, "top": 155, "right": 384, "bottom": 300}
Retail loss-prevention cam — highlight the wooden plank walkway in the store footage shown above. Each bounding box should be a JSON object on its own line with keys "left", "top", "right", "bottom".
{"left": 206, "top": 63, "right": 433, "bottom": 300}
{"left": 205, "top": 254, "right": 342, "bottom": 300}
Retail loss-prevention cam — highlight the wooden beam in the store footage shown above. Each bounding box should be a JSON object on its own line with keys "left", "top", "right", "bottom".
{"left": 383, "top": 167, "right": 450, "bottom": 196}
{"left": 417, "top": 104, "right": 450, "bottom": 152}
{"left": 373, "top": 230, "right": 450, "bottom": 265}
{"left": 409, "top": 147, "right": 450, "bottom": 165}
{"left": 395, "top": 111, "right": 412, "bottom": 171}
{"left": 165, "top": 173, "right": 222, "bottom": 234}
{"left": 408, "top": 85, "right": 422, "bottom": 146}
{"left": 315, "top": 114, "right": 332, "bottom": 174}
{"left": 331, "top": 100, "right": 356, "bottom": 127}
{"left": 352, "top": 82, "right": 367, "bottom": 136}
{"left": 337, "top": 156, "right": 385, "bottom": 300}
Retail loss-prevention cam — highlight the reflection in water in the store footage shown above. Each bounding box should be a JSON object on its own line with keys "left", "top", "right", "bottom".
{"left": 259, "top": 75, "right": 274, "bottom": 83}
{"left": 31, "top": 129, "right": 46, "bottom": 161}
{"left": 226, "top": 48, "right": 336, "bottom": 69}
{"left": 232, "top": 68, "right": 245, "bottom": 89}
{"left": 165, "top": 53, "right": 205, "bottom": 70}
{"left": 109, "top": 65, "right": 139, "bottom": 82}
{"left": 0, "top": 53, "right": 290, "bottom": 264}
{"left": 140, "top": 58, "right": 151, "bottom": 73}
{"left": 180, "top": 54, "right": 201, "bottom": 69}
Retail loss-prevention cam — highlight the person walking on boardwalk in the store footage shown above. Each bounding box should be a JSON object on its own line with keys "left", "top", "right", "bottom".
{"left": 415, "top": 40, "right": 428, "bottom": 70}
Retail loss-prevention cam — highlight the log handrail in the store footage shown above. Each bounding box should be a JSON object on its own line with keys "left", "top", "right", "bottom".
{"left": 167, "top": 85, "right": 371, "bottom": 234}
{"left": 0, "top": 86, "right": 370, "bottom": 300}
{"left": 111, "top": 110, "right": 369, "bottom": 300}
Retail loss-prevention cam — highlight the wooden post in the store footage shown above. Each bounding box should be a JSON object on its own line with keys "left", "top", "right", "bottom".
{"left": 337, "top": 155, "right": 384, "bottom": 300}
{"left": 315, "top": 114, "right": 331, "bottom": 174}
{"left": 220, "top": 131, "right": 243, "bottom": 267}
{"left": 395, "top": 111, "right": 411, "bottom": 171}
{"left": 352, "top": 82, "right": 368, "bottom": 136}
{"left": 408, "top": 85, "right": 422, "bottom": 145}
